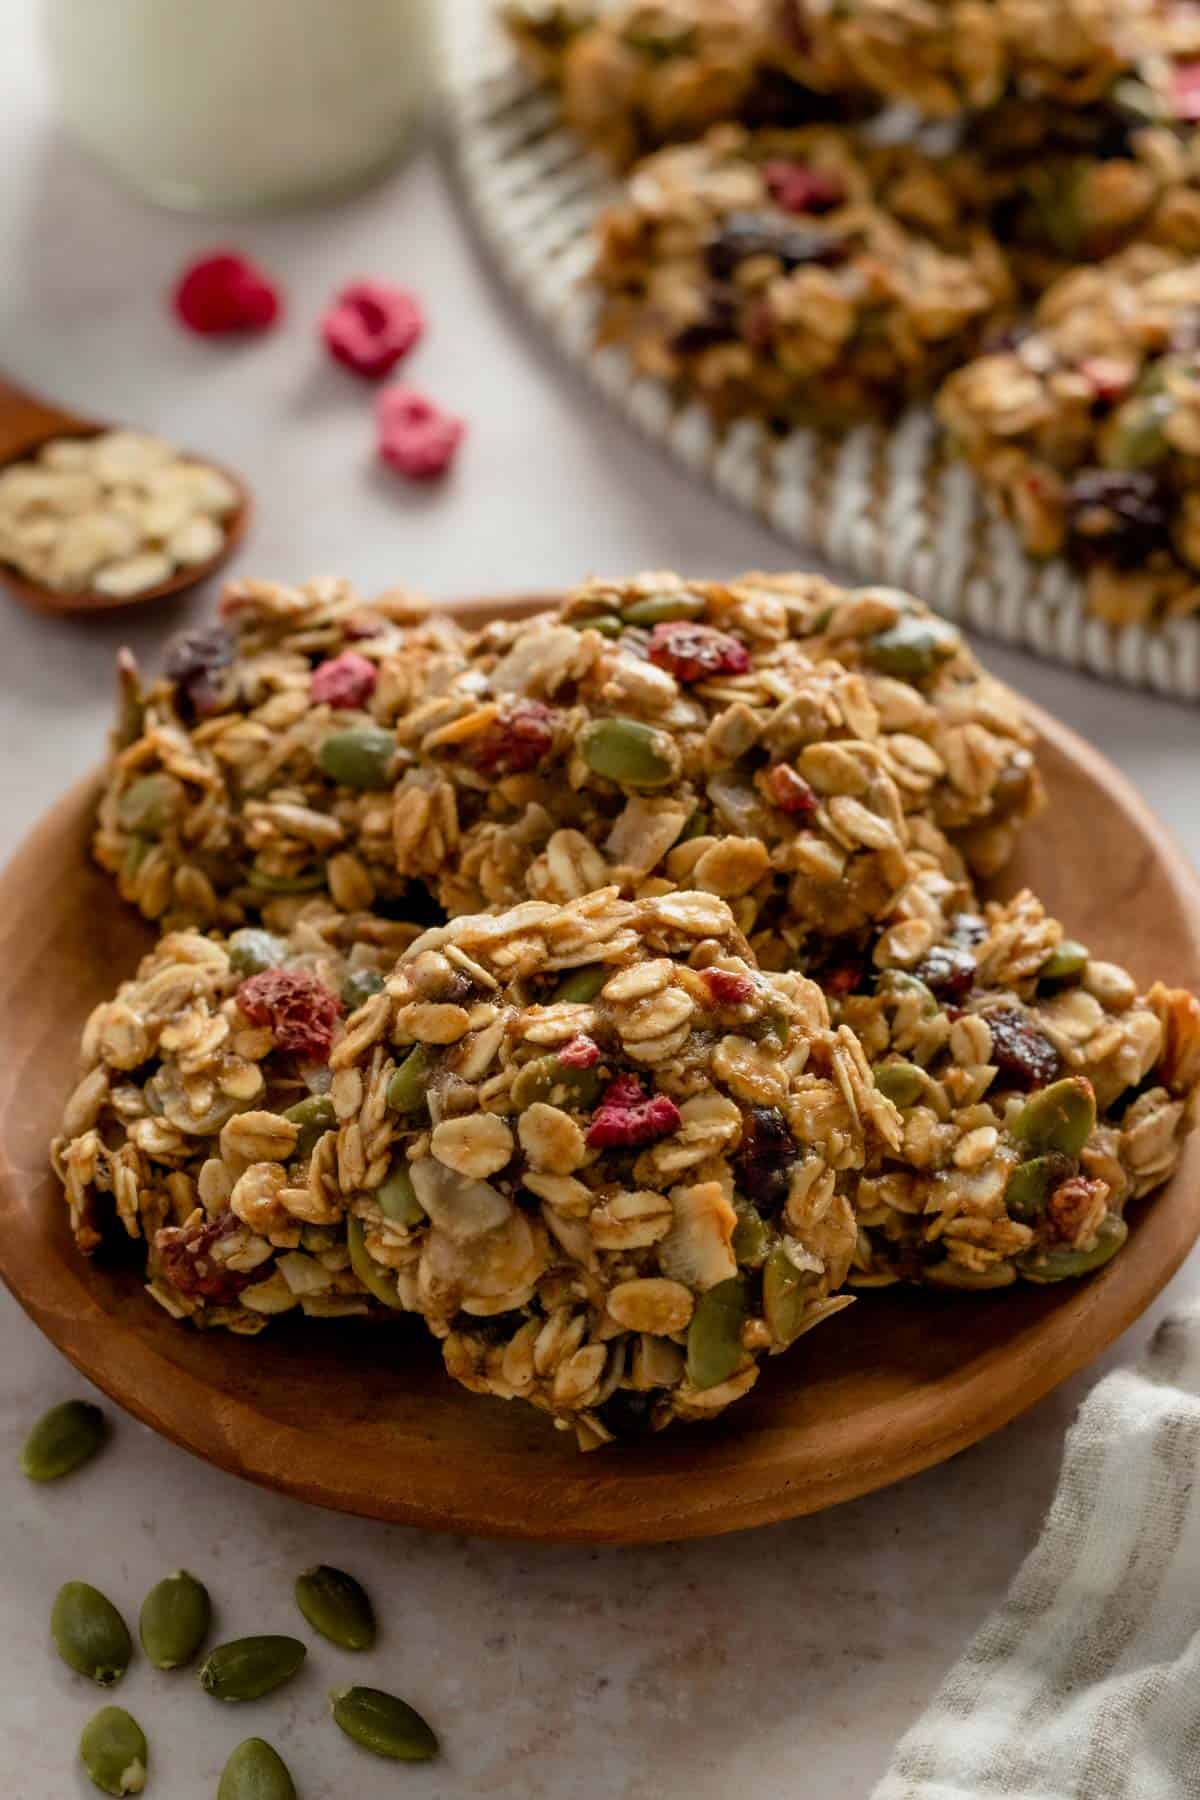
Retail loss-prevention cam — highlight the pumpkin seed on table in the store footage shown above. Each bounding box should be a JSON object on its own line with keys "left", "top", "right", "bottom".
{"left": 386, "top": 1045, "right": 433, "bottom": 1114}
{"left": 79, "top": 1706, "right": 147, "bottom": 1796}
{"left": 317, "top": 725, "right": 396, "bottom": 789}
{"left": 199, "top": 1636, "right": 306, "bottom": 1703}
{"left": 579, "top": 716, "right": 676, "bottom": 788}
{"left": 295, "top": 1565, "right": 376, "bottom": 1651}
{"left": 1012, "top": 1076, "right": 1097, "bottom": 1157}
{"left": 217, "top": 1739, "right": 296, "bottom": 1800}
{"left": 330, "top": 1685, "right": 439, "bottom": 1761}
{"left": 347, "top": 1216, "right": 405, "bottom": 1310}
{"left": 21, "top": 1398, "right": 105, "bottom": 1481}
{"left": 139, "top": 1569, "right": 211, "bottom": 1670}
{"left": 52, "top": 1582, "right": 132, "bottom": 1686}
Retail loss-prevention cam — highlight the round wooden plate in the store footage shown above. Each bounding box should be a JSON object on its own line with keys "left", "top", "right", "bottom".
{"left": 1, "top": 596, "right": 1198, "bottom": 1543}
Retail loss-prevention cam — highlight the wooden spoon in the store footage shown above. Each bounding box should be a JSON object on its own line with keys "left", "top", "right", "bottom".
{"left": 0, "top": 371, "right": 251, "bottom": 616}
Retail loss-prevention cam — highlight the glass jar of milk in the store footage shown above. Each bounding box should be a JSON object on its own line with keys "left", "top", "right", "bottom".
{"left": 43, "top": 0, "right": 432, "bottom": 211}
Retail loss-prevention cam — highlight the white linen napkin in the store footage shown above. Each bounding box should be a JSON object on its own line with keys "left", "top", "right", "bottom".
{"left": 873, "top": 1304, "right": 1200, "bottom": 1800}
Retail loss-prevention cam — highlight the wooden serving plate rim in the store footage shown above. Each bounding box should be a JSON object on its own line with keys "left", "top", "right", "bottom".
{"left": 0, "top": 591, "right": 1197, "bottom": 1544}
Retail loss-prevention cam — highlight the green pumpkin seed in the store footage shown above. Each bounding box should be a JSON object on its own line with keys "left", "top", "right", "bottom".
{"left": 330, "top": 1685, "right": 439, "bottom": 1761}
{"left": 1005, "top": 1153, "right": 1073, "bottom": 1223}
{"left": 386, "top": 1045, "right": 433, "bottom": 1114}
{"left": 199, "top": 1636, "right": 306, "bottom": 1703}
{"left": 1019, "top": 1214, "right": 1128, "bottom": 1283}
{"left": 873, "top": 1061, "right": 926, "bottom": 1108}
{"left": 347, "top": 1216, "right": 405, "bottom": 1311}
{"left": 510, "top": 1053, "right": 605, "bottom": 1111}
{"left": 218, "top": 1739, "right": 296, "bottom": 1800}
{"left": 138, "top": 1569, "right": 211, "bottom": 1670}
{"left": 876, "top": 970, "right": 938, "bottom": 1014}
{"left": 374, "top": 1154, "right": 425, "bottom": 1226}
{"left": 247, "top": 866, "right": 326, "bottom": 895}
{"left": 117, "top": 773, "right": 178, "bottom": 836}
{"left": 283, "top": 1094, "right": 337, "bottom": 1162}
{"left": 1039, "top": 939, "right": 1089, "bottom": 985}
{"left": 551, "top": 963, "right": 609, "bottom": 1003}
{"left": 582, "top": 613, "right": 623, "bottom": 638}
{"left": 228, "top": 928, "right": 288, "bottom": 976}
{"left": 21, "top": 1398, "right": 105, "bottom": 1481}
{"left": 79, "top": 1706, "right": 147, "bottom": 1796}
{"left": 731, "top": 1202, "right": 769, "bottom": 1268}
{"left": 1012, "top": 1076, "right": 1096, "bottom": 1158}
{"left": 317, "top": 726, "right": 396, "bottom": 789}
{"left": 686, "top": 1276, "right": 748, "bottom": 1390}
{"left": 295, "top": 1565, "right": 376, "bottom": 1652}
{"left": 1103, "top": 393, "right": 1173, "bottom": 470}
{"left": 121, "top": 836, "right": 151, "bottom": 879}
{"left": 342, "top": 967, "right": 386, "bottom": 1010}
{"left": 865, "top": 616, "right": 959, "bottom": 680}
{"left": 579, "top": 716, "right": 676, "bottom": 788}
{"left": 619, "top": 592, "right": 705, "bottom": 626}
{"left": 52, "top": 1582, "right": 132, "bottom": 1686}
{"left": 762, "top": 1245, "right": 819, "bottom": 1347}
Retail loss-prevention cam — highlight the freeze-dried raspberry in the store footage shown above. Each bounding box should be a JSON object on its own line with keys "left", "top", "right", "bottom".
{"left": 155, "top": 1213, "right": 258, "bottom": 1304}
{"left": 984, "top": 1006, "right": 1061, "bottom": 1090}
{"left": 321, "top": 280, "right": 424, "bottom": 379}
{"left": 1080, "top": 357, "right": 1135, "bottom": 404}
{"left": 463, "top": 700, "right": 559, "bottom": 776}
{"left": 732, "top": 1105, "right": 799, "bottom": 1216}
{"left": 173, "top": 251, "right": 281, "bottom": 335}
{"left": 647, "top": 621, "right": 750, "bottom": 683}
{"left": 766, "top": 763, "right": 819, "bottom": 815}
{"left": 1172, "top": 61, "right": 1200, "bottom": 119}
{"left": 558, "top": 1034, "right": 601, "bottom": 1069}
{"left": 915, "top": 942, "right": 977, "bottom": 1003}
{"left": 763, "top": 160, "right": 847, "bottom": 214}
{"left": 236, "top": 968, "right": 342, "bottom": 1062}
{"left": 586, "top": 1075, "right": 681, "bottom": 1148}
{"left": 310, "top": 650, "right": 378, "bottom": 710}
{"left": 164, "top": 624, "right": 235, "bottom": 720}
{"left": 377, "top": 387, "right": 465, "bottom": 481}
{"left": 702, "top": 968, "right": 755, "bottom": 1007}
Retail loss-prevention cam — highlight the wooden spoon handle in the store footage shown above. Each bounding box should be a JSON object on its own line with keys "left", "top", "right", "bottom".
{"left": 0, "top": 371, "right": 92, "bottom": 465}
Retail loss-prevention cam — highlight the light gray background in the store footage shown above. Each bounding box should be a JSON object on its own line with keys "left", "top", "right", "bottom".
{"left": 1, "top": 5, "right": 1198, "bottom": 1796}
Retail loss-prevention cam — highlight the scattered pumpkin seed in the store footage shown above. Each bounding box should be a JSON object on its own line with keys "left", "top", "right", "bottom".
{"left": 732, "top": 1201, "right": 769, "bottom": 1268}
{"left": 347, "top": 1216, "right": 405, "bottom": 1311}
{"left": 341, "top": 967, "right": 386, "bottom": 1010}
{"left": 228, "top": 929, "right": 288, "bottom": 977}
{"left": 582, "top": 613, "right": 622, "bottom": 638}
{"left": 1012, "top": 1076, "right": 1097, "bottom": 1158}
{"left": 295, "top": 1565, "right": 376, "bottom": 1652}
{"left": 138, "top": 1569, "right": 211, "bottom": 1670}
{"left": 317, "top": 726, "right": 396, "bottom": 789}
{"left": 52, "top": 1582, "right": 132, "bottom": 1686}
{"left": 551, "top": 963, "right": 609, "bottom": 1004}
{"left": 199, "top": 1636, "right": 306, "bottom": 1703}
{"left": 283, "top": 1094, "right": 337, "bottom": 1162}
{"left": 386, "top": 1045, "right": 433, "bottom": 1114}
{"left": 762, "top": 1246, "right": 820, "bottom": 1346}
{"left": 686, "top": 1276, "right": 748, "bottom": 1390}
{"left": 117, "top": 773, "right": 177, "bottom": 836}
{"left": 79, "top": 1706, "right": 147, "bottom": 1796}
{"left": 620, "top": 591, "right": 704, "bottom": 626}
{"left": 579, "top": 716, "right": 676, "bottom": 788}
{"left": 374, "top": 1154, "right": 425, "bottom": 1226}
{"left": 1005, "top": 1153, "right": 1073, "bottom": 1223}
{"left": 1039, "top": 939, "right": 1089, "bottom": 985}
{"left": 511, "top": 1053, "right": 604, "bottom": 1111}
{"left": 873, "top": 1061, "right": 926, "bottom": 1108}
{"left": 865, "top": 616, "right": 958, "bottom": 679}
{"left": 218, "top": 1739, "right": 296, "bottom": 1800}
{"left": 21, "top": 1398, "right": 105, "bottom": 1482}
{"left": 1019, "top": 1214, "right": 1128, "bottom": 1283}
{"left": 330, "top": 1685, "right": 439, "bottom": 1761}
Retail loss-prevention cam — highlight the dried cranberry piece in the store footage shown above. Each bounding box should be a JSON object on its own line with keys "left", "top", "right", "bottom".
{"left": 732, "top": 1104, "right": 799, "bottom": 1217}
{"left": 155, "top": 1213, "right": 257, "bottom": 1304}
{"left": 321, "top": 279, "right": 424, "bottom": 379}
{"left": 236, "top": 968, "right": 343, "bottom": 1062}
{"left": 706, "top": 211, "right": 850, "bottom": 280}
{"left": 376, "top": 387, "right": 465, "bottom": 481}
{"left": 915, "top": 942, "right": 977, "bottom": 1004}
{"left": 558, "top": 1034, "right": 601, "bottom": 1069}
{"left": 164, "top": 624, "right": 235, "bottom": 719}
{"left": 647, "top": 620, "right": 750, "bottom": 682}
{"left": 822, "top": 960, "right": 866, "bottom": 998}
{"left": 463, "top": 700, "right": 559, "bottom": 776}
{"left": 766, "top": 763, "right": 819, "bottom": 815}
{"left": 586, "top": 1075, "right": 681, "bottom": 1149}
{"left": 702, "top": 968, "right": 755, "bottom": 1007}
{"left": 310, "top": 650, "right": 378, "bottom": 710}
{"left": 1172, "top": 60, "right": 1200, "bottom": 120}
{"left": 1066, "top": 469, "right": 1169, "bottom": 568}
{"left": 173, "top": 251, "right": 281, "bottom": 336}
{"left": 763, "top": 160, "right": 847, "bottom": 214}
{"left": 984, "top": 1006, "right": 1061, "bottom": 1090}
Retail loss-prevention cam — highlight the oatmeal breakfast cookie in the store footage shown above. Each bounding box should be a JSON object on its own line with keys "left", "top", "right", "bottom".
{"left": 388, "top": 569, "right": 1042, "bottom": 970}
{"left": 836, "top": 889, "right": 1200, "bottom": 1288}
{"left": 936, "top": 244, "right": 1200, "bottom": 624}
{"left": 590, "top": 123, "right": 1013, "bottom": 428}
{"left": 93, "top": 575, "right": 465, "bottom": 931}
